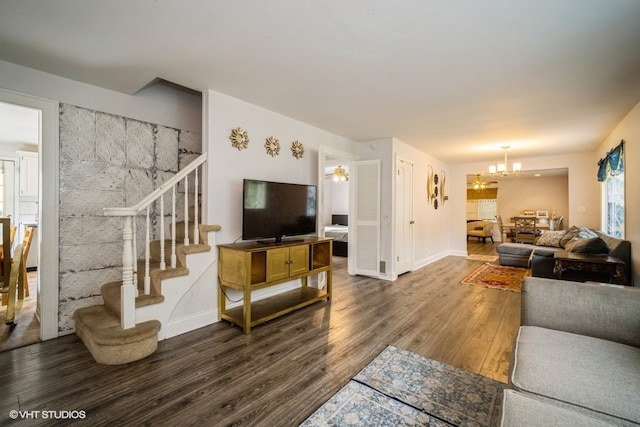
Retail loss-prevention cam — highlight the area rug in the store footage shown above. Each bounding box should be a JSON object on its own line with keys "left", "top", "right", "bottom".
{"left": 466, "top": 254, "right": 499, "bottom": 262}
{"left": 302, "top": 346, "right": 504, "bottom": 426}
{"left": 460, "top": 263, "right": 530, "bottom": 292}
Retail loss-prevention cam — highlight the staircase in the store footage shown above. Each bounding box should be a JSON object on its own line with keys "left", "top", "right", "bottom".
{"left": 74, "top": 154, "right": 221, "bottom": 365}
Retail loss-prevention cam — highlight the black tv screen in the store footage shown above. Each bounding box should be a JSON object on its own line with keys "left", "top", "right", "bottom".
{"left": 242, "top": 179, "right": 317, "bottom": 243}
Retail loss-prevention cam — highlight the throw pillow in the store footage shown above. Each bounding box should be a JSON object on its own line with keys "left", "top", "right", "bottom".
{"left": 559, "top": 226, "right": 598, "bottom": 248}
{"left": 575, "top": 226, "right": 598, "bottom": 240}
{"left": 535, "top": 230, "right": 568, "bottom": 247}
{"left": 559, "top": 226, "right": 578, "bottom": 247}
{"left": 564, "top": 237, "right": 610, "bottom": 254}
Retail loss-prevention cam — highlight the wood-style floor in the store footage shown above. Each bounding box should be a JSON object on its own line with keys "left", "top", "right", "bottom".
{"left": 0, "top": 271, "right": 40, "bottom": 352}
{"left": 0, "top": 241, "right": 518, "bottom": 426}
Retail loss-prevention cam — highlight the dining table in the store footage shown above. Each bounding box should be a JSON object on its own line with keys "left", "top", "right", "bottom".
{"left": 503, "top": 222, "right": 550, "bottom": 230}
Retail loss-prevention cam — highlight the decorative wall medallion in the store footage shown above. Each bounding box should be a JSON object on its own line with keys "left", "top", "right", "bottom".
{"left": 291, "top": 140, "right": 304, "bottom": 159}
{"left": 440, "top": 170, "right": 448, "bottom": 204}
{"left": 427, "top": 165, "right": 434, "bottom": 203}
{"left": 264, "top": 136, "right": 280, "bottom": 157}
{"left": 229, "top": 127, "right": 249, "bottom": 151}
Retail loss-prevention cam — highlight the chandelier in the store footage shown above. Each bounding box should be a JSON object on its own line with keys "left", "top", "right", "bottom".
{"left": 328, "top": 165, "right": 349, "bottom": 182}
{"left": 488, "top": 146, "right": 521, "bottom": 176}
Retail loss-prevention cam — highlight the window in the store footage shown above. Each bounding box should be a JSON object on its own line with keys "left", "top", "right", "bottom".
{"left": 603, "top": 172, "right": 624, "bottom": 238}
{"left": 598, "top": 141, "right": 625, "bottom": 238}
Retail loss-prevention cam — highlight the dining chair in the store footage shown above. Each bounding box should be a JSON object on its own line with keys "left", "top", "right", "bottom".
{"left": 18, "top": 227, "right": 34, "bottom": 298}
{"left": 0, "top": 225, "right": 18, "bottom": 274}
{"left": 1, "top": 227, "right": 34, "bottom": 305}
{"left": 495, "top": 215, "right": 514, "bottom": 242}
{"left": 513, "top": 216, "right": 539, "bottom": 244}
{"left": 1, "top": 244, "right": 24, "bottom": 326}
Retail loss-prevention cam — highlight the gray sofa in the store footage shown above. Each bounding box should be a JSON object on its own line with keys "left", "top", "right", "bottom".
{"left": 502, "top": 277, "right": 640, "bottom": 426}
{"left": 497, "top": 227, "right": 631, "bottom": 285}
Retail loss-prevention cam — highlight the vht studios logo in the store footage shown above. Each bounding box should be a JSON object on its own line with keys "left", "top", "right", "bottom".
{"left": 9, "top": 410, "right": 87, "bottom": 420}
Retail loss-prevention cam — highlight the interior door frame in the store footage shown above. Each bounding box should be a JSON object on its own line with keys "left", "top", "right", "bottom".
{"left": 318, "top": 145, "right": 358, "bottom": 284}
{"left": 0, "top": 88, "right": 59, "bottom": 341}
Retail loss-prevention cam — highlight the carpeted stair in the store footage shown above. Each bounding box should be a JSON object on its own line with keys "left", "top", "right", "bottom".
{"left": 75, "top": 212, "right": 220, "bottom": 365}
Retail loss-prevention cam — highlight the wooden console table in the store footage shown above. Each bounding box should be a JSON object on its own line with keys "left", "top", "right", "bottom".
{"left": 553, "top": 251, "right": 627, "bottom": 285}
{"left": 218, "top": 237, "right": 332, "bottom": 333}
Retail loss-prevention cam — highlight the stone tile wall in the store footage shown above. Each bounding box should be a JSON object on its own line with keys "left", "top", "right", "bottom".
{"left": 58, "top": 104, "right": 201, "bottom": 332}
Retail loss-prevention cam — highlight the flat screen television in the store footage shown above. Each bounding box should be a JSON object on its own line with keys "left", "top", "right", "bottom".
{"left": 242, "top": 179, "right": 317, "bottom": 243}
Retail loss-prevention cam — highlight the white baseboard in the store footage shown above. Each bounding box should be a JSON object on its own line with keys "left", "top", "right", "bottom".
{"left": 164, "top": 309, "right": 219, "bottom": 340}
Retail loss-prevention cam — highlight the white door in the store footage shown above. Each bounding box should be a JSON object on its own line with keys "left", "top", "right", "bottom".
{"left": 395, "top": 157, "right": 413, "bottom": 275}
{"left": 350, "top": 160, "right": 381, "bottom": 277}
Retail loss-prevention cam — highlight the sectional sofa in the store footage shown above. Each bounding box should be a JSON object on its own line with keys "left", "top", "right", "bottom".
{"left": 501, "top": 276, "right": 640, "bottom": 426}
{"left": 496, "top": 226, "right": 631, "bottom": 285}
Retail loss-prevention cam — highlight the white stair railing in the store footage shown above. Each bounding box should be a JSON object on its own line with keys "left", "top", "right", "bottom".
{"left": 104, "top": 153, "right": 207, "bottom": 329}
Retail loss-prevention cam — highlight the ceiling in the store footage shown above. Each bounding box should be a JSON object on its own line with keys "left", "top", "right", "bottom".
{"left": 1, "top": 1, "right": 640, "bottom": 164}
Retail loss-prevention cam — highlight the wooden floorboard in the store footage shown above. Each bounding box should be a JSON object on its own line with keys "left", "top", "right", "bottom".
{"left": 0, "top": 243, "right": 520, "bottom": 426}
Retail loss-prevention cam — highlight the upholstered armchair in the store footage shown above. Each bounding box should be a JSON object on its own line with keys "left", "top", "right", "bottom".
{"left": 467, "top": 221, "right": 495, "bottom": 243}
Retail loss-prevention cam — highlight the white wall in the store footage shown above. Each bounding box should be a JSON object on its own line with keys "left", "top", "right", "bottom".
{"left": 393, "top": 138, "right": 452, "bottom": 270}
{"left": 205, "top": 90, "right": 358, "bottom": 303}
{"left": 597, "top": 99, "right": 640, "bottom": 285}
{"left": 357, "top": 137, "right": 451, "bottom": 279}
{"left": 323, "top": 172, "right": 349, "bottom": 225}
{"left": 496, "top": 175, "right": 569, "bottom": 226}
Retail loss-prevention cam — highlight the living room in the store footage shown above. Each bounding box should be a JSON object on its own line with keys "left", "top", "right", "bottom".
{"left": 0, "top": 1, "right": 639, "bottom": 425}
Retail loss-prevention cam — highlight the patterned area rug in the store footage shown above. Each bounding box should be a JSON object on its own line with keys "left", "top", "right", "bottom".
{"left": 302, "top": 346, "right": 504, "bottom": 426}
{"left": 461, "top": 263, "right": 530, "bottom": 292}
{"left": 466, "top": 254, "right": 499, "bottom": 262}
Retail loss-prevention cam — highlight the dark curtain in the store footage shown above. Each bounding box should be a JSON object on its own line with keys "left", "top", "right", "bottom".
{"left": 597, "top": 140, "right": 624, "bottom": 182}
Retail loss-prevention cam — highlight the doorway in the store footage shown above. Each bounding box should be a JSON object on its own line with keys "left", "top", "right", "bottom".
{"left": 0, "top": 102, "right": 40, "bottom": 350}
{"left": 0, "top": 89, "right": 59, "bottom": 348}
{"left": 318, "top": 146, "right": 358, "bottom": 275}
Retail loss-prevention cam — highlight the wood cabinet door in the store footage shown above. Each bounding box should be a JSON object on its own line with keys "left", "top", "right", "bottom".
{"left": 266, "top": 247, "right": 290, "bottom": 282}
{"left": 288, "top": 244, "right": 309, "bottom": 276}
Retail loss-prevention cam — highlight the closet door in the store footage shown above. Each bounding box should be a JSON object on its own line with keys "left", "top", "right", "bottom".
{"left": 350, "top": 160, "right": 380, "bottom": 277}
{"left": 395, "top": 157, "right": 413, "bottom": 275}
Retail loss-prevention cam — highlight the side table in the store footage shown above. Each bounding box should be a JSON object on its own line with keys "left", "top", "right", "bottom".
{"left": 553, "top": 252, "right": 627, "bottom": 285}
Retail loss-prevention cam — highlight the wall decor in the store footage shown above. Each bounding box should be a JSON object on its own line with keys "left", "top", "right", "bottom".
{"left": 433, "top": 173, "right": 439, "bottom": 209}
{"left": 265, "top": 136, "right": 280, "bottom": 157}
{"left": 427, "top": 165, "right": 435, "bottom": 203}
{"left": 440, "top": 170, "right": 448, "bottom": 205}
{"left": 427, "top": 165, "right": 440, "bottom": 209}
{"left": 229, "top": 127, "right": 249, "bottom": 151}
{"left": 291, "top": 140, "right": 304, "bottom": 159}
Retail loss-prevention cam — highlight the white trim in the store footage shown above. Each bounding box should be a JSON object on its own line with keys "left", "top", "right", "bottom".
{"left": 0, "top": 87, "right": 59, "bottom": 341}
{"left": 165, "top": 310, "right": 219, "bottom": 339}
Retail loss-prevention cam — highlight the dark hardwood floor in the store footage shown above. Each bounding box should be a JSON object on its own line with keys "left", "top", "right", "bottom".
{"left": 0, "top": 242, "right": 519, "bottom": 426}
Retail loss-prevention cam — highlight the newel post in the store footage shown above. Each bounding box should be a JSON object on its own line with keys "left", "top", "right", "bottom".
{"left": 121, "top": 216, "right": 136, "bottom": 329}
